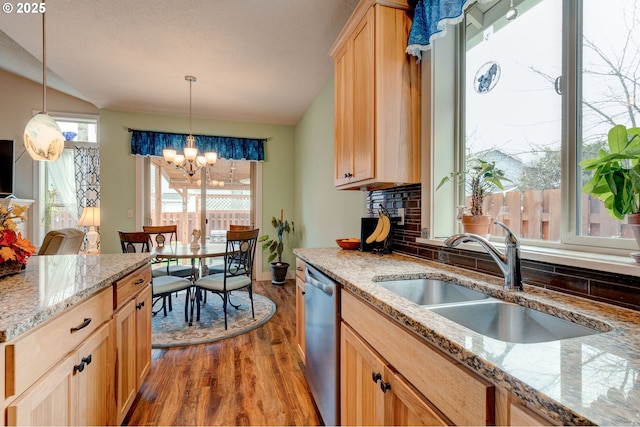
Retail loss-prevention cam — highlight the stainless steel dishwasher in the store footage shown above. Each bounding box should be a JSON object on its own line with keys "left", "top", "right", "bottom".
{"left": 304, "top": 264, "right": 340, "bottom": 426}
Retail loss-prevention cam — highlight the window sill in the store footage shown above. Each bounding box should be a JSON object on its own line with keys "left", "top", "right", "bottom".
{"left": 416, "top": 237, "right": 640, "bottom": 277}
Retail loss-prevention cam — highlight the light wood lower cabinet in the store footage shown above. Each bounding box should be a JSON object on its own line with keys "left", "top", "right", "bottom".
{"left": 114, "top": 283, "right": 151, "bottom": 425}
{"left": 5, "top": 318, "right": 113, "bottom": 426}
{"left": 295, "top": 258, "right": 306, "bottom": 363}
{"left": 341, "top": 323, "right": 450, "bottom": 426}
{"left": 342, "top": 291, "right": 494, "bottom": 426}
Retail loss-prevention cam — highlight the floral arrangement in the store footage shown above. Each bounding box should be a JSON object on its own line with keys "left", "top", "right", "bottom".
{"left": 0, "top": 203, "right": 35, "bottom": 271}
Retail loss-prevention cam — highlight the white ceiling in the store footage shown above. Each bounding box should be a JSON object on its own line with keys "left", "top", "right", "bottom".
{"left": 0, "top": 0, "right": 360, "bottom": 125}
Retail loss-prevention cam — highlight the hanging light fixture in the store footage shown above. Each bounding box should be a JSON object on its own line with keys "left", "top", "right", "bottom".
{"left": 163, "top": 75, "right": 217, "bottom": 177}
{"left": 23, "top": 3, "right": 65, "bottom": 161}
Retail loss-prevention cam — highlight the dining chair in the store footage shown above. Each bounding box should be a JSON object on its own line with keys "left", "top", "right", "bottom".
{"left": 118, "top": 230, "right": 192, "bottom": 320}
{"left": 194, "top": 228, "right": 259, "bottom": 329}
{"left": 143, "top": 225, "right": 193, "bottom": 279}
{"left": 229, "top": 224, "right": 252, "bottom": 230}
{"left": 38, "top": 228, "right": 86, "bottom": 255}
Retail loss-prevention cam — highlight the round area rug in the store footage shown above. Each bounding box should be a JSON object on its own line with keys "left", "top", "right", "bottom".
{"left": 152, "top": 290, "right": 276, "bottom": 348}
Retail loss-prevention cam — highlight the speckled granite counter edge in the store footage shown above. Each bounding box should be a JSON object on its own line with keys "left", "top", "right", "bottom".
{"left": 0, "top": 255, "right": 150, "bottom": 343}
{"left": 294, "top": 248, "right": 640, "bottom": 426}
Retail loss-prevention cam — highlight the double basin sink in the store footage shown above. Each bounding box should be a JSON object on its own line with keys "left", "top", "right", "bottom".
{"left": 376, "top": 278, "right": 603, "bottom": 343}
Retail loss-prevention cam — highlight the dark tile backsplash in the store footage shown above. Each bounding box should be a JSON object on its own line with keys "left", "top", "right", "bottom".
{"left": 368, "top": 184, "right": 640, "bottom": 312}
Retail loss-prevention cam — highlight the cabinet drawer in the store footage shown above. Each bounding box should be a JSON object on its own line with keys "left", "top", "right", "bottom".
{"left": 342, "top": 291, "right": 495, "bottom": 426}
{"left": 5, "top": 286, "right": 113, "bottom": 399}
{"left": 295, "top": 258, "right": 306, "bottom": 281}
{"left": 114, "top": 264, "right": 151, "bottom": 310}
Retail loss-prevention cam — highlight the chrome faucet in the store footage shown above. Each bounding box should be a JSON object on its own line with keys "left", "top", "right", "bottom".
{"left": 444, "top": 221, "right": 523, "bottom": 291}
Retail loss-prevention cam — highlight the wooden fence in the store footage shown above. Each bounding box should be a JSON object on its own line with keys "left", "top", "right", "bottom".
{"left": 478, "top": 189, "right": 634, "bottom": 240}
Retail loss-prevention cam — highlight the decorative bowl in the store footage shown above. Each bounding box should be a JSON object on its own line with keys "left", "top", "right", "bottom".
{"left": 336, "top": 238, "right": 360, "bottom": 250}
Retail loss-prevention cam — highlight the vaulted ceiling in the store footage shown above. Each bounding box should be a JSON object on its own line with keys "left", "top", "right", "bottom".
{"left": 0, "top": 0, "right": 360, "bottom": 125}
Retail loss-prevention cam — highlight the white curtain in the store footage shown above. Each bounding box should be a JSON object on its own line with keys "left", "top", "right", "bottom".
{"left": 48, "top": 149, "right": 78, "bottom": 222}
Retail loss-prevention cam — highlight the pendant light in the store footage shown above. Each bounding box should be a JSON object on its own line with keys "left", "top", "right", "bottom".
{"left": 23, "top": 3, "right": 65, "bottom": 161}
{"left": 506, "top": 0, "right": 518, "bottom": 21}
{"left": 163, "top": 75, "right": 217, "bottom": 177}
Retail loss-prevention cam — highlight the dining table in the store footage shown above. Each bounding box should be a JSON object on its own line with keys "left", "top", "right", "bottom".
{"left": 153, "top": 242, "right": 228, "bottom": 325}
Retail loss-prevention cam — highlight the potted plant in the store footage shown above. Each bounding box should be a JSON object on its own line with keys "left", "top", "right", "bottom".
{"left": 259, "top": 209, "right": 294, "bottom": 285}
{"left": 437, "top": 159, "right": 510, "bottom": 235}
{"left": 580, "top": 124, "right": 640, "bottom": 246}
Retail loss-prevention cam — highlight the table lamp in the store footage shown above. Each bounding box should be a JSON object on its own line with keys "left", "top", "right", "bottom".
{"left": 78, "top": 206, "right": 100, "bottom": 253}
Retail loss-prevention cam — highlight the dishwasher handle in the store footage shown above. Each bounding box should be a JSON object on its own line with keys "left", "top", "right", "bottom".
{"left": 306, "top": 270, "right": 334, "bottom": 296}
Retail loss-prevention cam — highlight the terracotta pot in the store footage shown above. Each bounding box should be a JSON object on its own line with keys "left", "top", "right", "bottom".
{"left": 627, "top": 213, "right": 640, "bottom": 248}
{"left": 461, "top": 215, "right": 492, "bottom": 236}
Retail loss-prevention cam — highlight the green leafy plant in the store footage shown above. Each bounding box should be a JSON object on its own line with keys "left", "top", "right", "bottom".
{"left": 580, "top": 124, "right": 640, "bottom": 220}
{"left": 437, "top": 159, "right": 510, "bottom": 216}
{"left": 259, "top": 211, "right": 294, "bottom": 264}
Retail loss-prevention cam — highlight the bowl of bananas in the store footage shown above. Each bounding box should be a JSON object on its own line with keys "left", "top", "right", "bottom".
{"left": 336, "top": 238, "right": 361, "bottom": 250}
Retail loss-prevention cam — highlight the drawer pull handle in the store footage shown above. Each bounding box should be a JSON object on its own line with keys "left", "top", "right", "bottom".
{"left": 70, "top": 318, "right": 92, "bottom": 333}
{"left": 134, "top": 278, "right": 145, "bottom": 285}
{"left": 136, "top": 301, "right": 145, "bottom": 310}
{"left": 380, "top": 381, "right": 391, "bottom": 393}
{"left": 73, "top": 362, "right": 85, "bottom": 373}
{"left": 82, "top": 354, "right": 92, "bottom": 366}
{"left": 372, "top": 372, "right": 382, "bottom": 383}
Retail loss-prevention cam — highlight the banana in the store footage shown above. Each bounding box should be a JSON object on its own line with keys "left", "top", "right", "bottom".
{"left": 365, "top": 215, "right": 384, "bottom": 244}
{"left": 375, "top": 214, "right": 391, "bottom": 242}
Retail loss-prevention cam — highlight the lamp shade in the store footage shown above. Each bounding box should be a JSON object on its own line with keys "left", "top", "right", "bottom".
{"left": 78, "top": 206, "right": 100, "bottom": 227}
{"left": 23, "top": 113, "right": 65, "bottom": 161}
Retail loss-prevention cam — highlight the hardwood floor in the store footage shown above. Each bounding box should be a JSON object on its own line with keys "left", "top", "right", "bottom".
{"left": 123, "top": 279, "right": 323, "bottom": 426}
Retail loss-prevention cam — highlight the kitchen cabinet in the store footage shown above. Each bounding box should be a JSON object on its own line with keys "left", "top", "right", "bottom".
{"left": 341, "top": 291, "right": 495, "bottom": 426}
{"left": 4, "top": 287, "right": 114, "bottom": 426}
{"left": 330, "top": 0, "right": 420, "bottom": 190}
{"left": 113, "top": 265, "right": 152, "bottom": 425}
{"left": 341, "top": 323, "right": 450, "bottom": 426}
{"left": 295, "top": 258, "right": 306, "bottom": 363}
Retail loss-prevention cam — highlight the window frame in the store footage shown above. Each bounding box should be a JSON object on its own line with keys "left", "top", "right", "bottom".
{"left": 424, "top": 0, "right": 638, "bottom": 258}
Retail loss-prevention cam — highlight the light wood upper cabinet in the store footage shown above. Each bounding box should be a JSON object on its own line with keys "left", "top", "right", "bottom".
{"left": 331, "top": 0, "right": 420, "bottom": 190}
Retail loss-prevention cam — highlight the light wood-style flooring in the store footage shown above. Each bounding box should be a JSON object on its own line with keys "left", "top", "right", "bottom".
{"left": 123, "top": 279, "right": 323, "bottom": 426}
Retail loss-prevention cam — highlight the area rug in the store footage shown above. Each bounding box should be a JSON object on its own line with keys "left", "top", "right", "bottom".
{"left": 151, "top": 290, "right": 276, "bottom": 348}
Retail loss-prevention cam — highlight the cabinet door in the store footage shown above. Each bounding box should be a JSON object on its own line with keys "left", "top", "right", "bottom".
{"left": 351, "top": 7, "right": 375, "bottom": 184}
{"left": 295, "top": 276, "right": 306, "bottom": 363}
{"left": 334, "top": 40, "right": 354, "bottom": 186}
{"left": 384, "top": 367, "right": 451, "bottom": 426}
{"left": 341, "top": 323, "right": 385, "bottom": 426}
{"left": 6, "top": 355, "right": 76, "bottom": 426}
{"left": 76, "top": 321, "right": 113, "bottom": 426}
{"left": 135, "top": 285, "right": 152, "bottom": 388}
{"left": 115, "top": 299, "right": 137, "bottom": 425}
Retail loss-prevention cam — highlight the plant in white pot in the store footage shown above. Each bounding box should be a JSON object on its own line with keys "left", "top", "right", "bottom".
{"left": 259, "top": 209, "right": 294, "bottom": 285}
{"left": 437, "top": 159, "right": 510, "bottom": 235}
{"left": 580, "top": 124, "right": 640, "bottom": 249}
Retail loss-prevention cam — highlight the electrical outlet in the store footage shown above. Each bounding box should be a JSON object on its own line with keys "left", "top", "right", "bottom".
{"left": 398, "top": 208, "right": 405, "bottom": 226}
{"left": 127, "top": 209, "right": 133, "bottom": 218}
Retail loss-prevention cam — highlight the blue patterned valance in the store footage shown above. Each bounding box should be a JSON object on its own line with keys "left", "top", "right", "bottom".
{"left": 129, "top": 129, "right": 265, "bottom": 161}
{"left": 407, "top": 0, "right": 491, "bottom": 60}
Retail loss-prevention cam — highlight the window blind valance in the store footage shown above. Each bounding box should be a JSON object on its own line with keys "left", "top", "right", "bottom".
{"left": 407, "top": 0, "right": 492, "bottom": 60}
{"left": 129, "top": 129, "right": 266, "bottom": 161}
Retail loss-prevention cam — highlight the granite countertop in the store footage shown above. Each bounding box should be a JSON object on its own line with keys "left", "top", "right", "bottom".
{"left": 0, "top": 253, "right": 150, "bottom": 343}
{"left": 294, "top": 247, "right": 640, "bottom": 426}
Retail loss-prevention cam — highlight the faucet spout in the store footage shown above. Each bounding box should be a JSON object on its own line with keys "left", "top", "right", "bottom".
{"left": 444, "top": 221, "right": 523, "bottom": 291}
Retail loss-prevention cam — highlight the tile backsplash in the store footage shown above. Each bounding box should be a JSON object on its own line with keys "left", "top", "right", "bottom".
{"left": 368, "top": 184, "right": 640, "bottom": 312}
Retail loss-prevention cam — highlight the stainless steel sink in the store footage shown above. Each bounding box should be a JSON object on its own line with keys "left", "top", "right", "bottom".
{"left": 428, "top": 300, "right": 601, "bottom": 343}
{"left": 376, "top": 278, "right": 490, "bottom": 306}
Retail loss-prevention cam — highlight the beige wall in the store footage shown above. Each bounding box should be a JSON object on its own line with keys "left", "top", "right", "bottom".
{"left": 293, "top": 77, "right": 365, "bottom": 248}
{"left": 0, "top": 69, "right": 99, "bottom": 243}
{"left": 99, "top": 110, "right": 296, "bottom": 275}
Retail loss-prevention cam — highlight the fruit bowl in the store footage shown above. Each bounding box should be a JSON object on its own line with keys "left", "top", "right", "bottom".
{"left": 336, "top": 238, "right": 360, "bottom": 250}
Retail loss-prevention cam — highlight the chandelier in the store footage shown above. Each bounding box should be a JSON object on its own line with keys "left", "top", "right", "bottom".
{"left": 163, "top": 75, "right": 217, "bottom": 176}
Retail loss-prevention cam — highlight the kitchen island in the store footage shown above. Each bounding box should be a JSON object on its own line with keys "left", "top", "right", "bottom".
{"left": 0, "top": 253, "right": 151, "bottom": 426}
{"left": 294, "top": 247, "right": 640, "bottom": 426}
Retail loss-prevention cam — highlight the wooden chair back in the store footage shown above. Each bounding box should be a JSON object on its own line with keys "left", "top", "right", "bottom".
{"left": 229, "top": 224, "right": 252, "bottom": 231}
{"left": 143, "top": 225, "right": 178, "bottom": 248}
{"left": 118, "top": 231, "right": 150, "bottom": 253}
{"left": 224, "top": 229, "right": 260, "bottom": 278}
